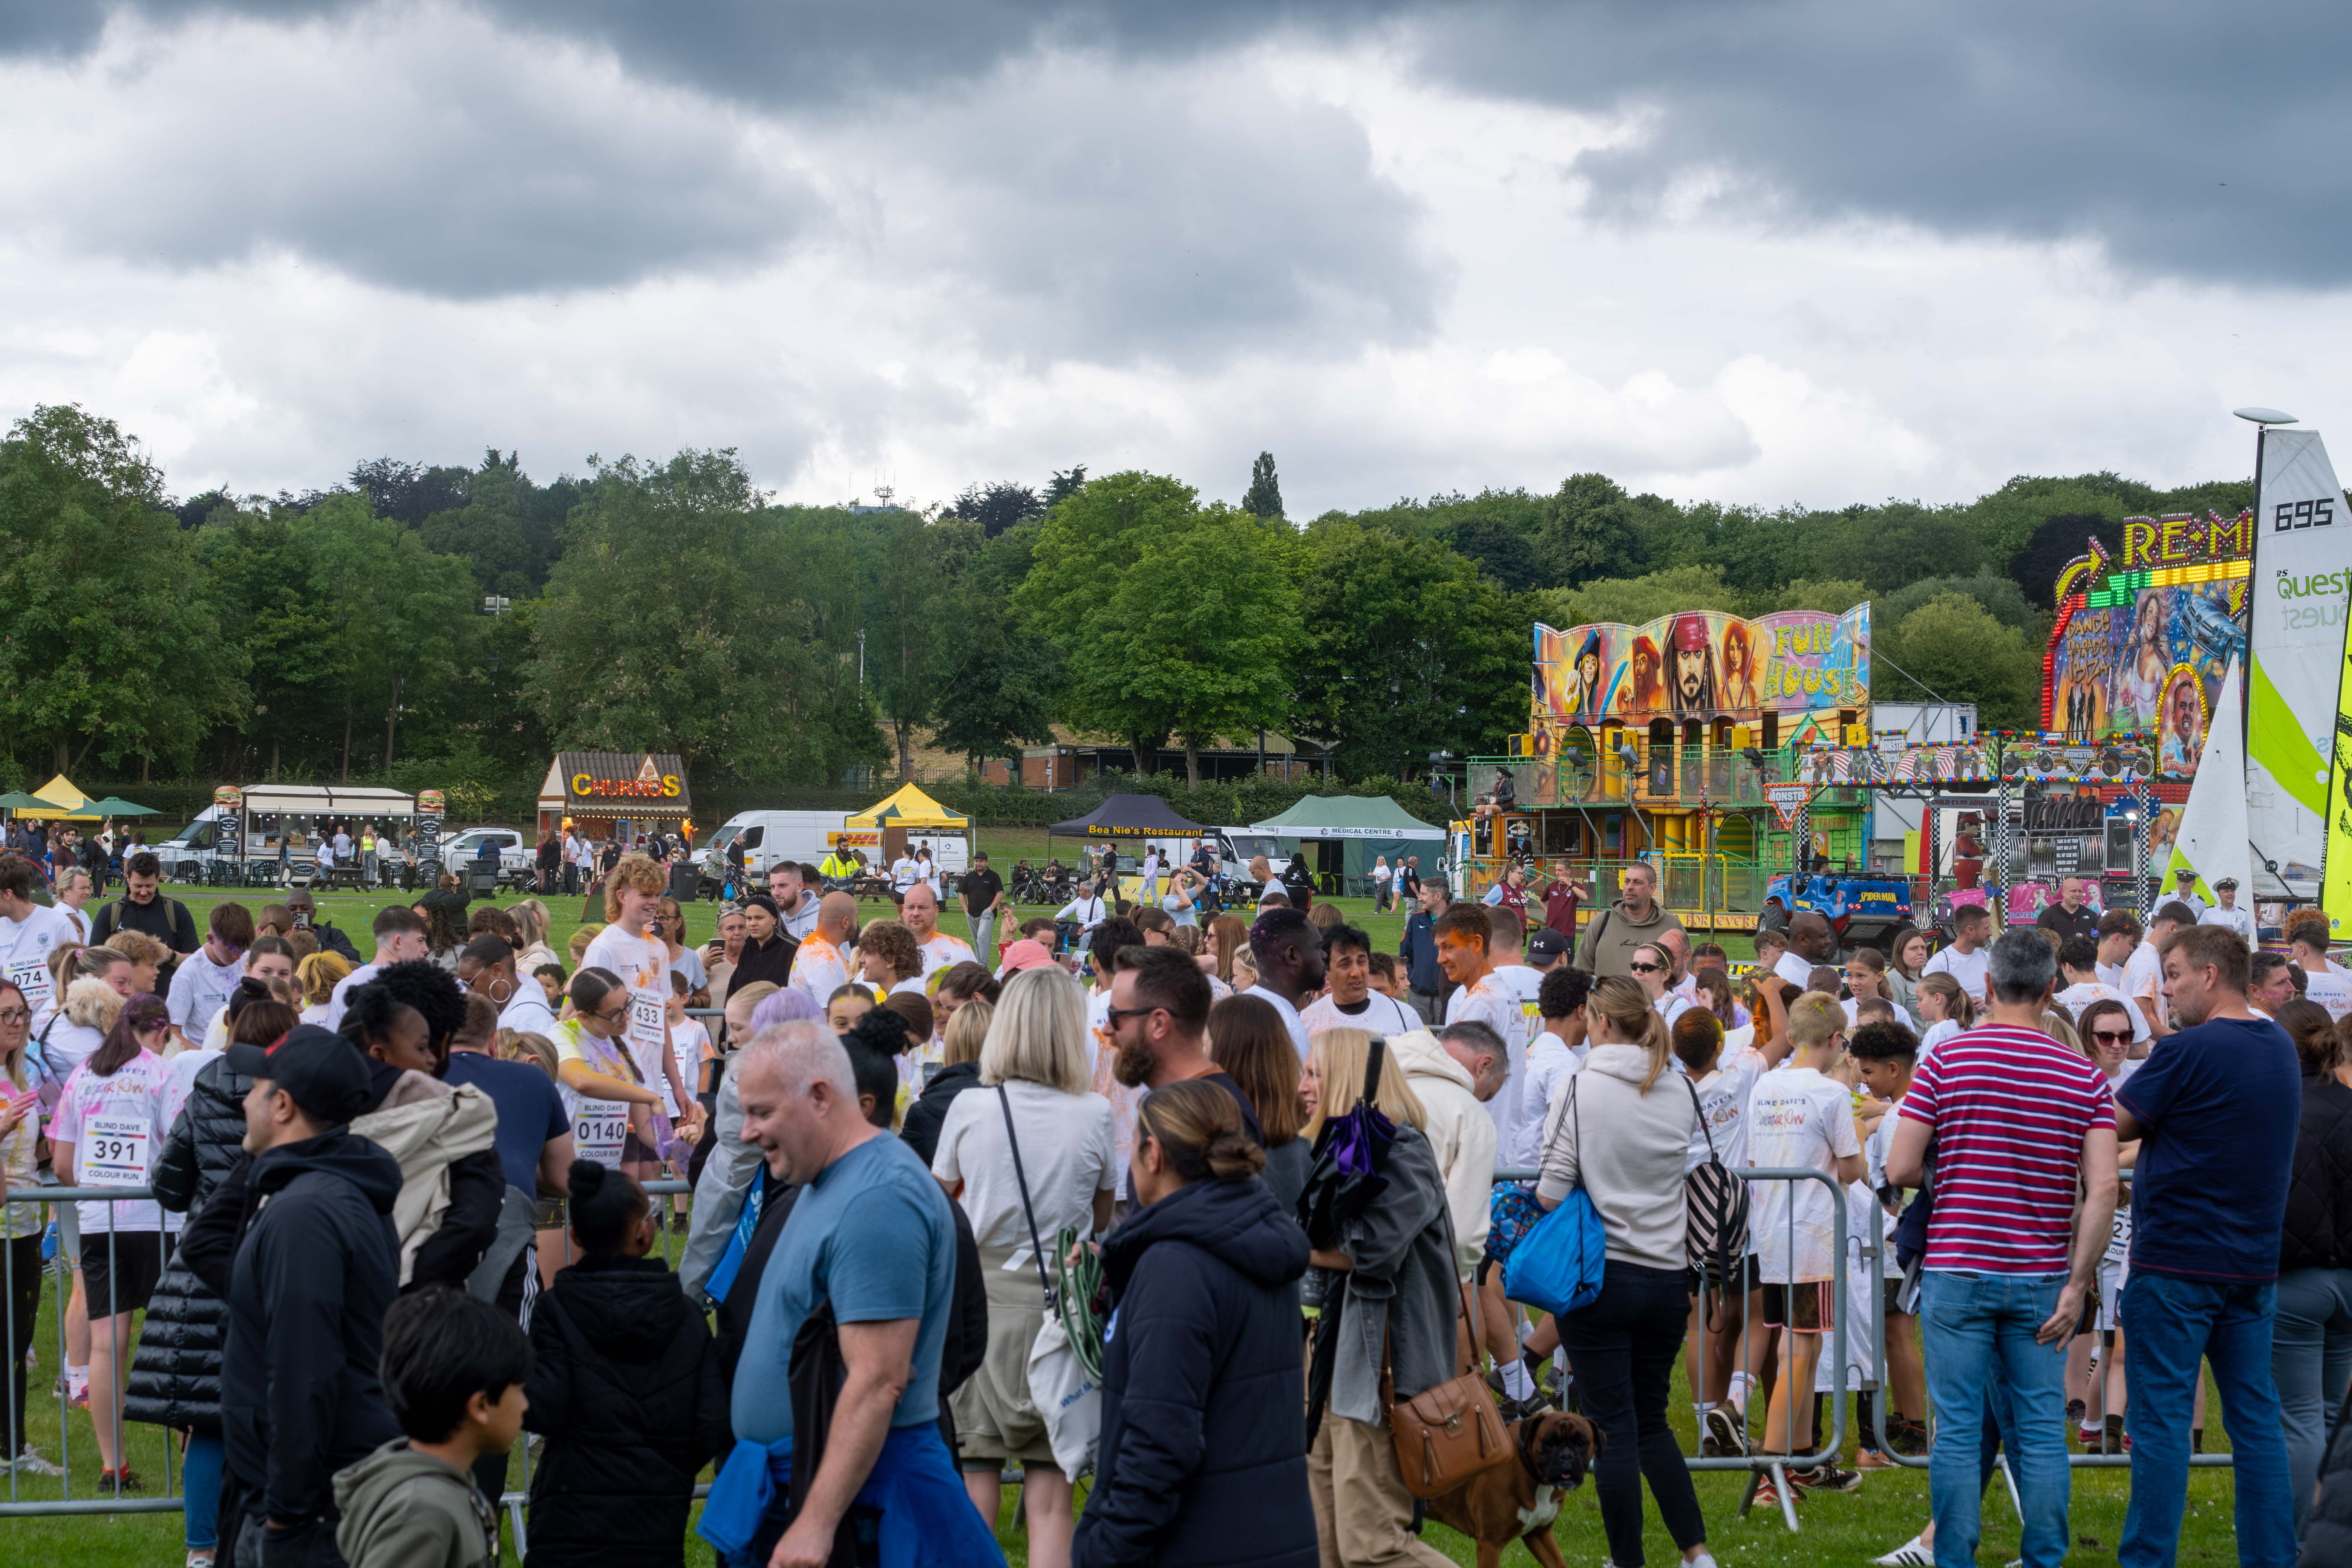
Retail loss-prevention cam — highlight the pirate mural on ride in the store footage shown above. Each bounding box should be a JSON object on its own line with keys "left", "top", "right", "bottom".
{"left": 1469, "top": 601, "right": 1870, "bottom": 931}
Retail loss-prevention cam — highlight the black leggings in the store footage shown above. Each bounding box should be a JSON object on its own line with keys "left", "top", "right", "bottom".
{"left": 1558, "top": 1260, "right": 1709, "bottom": 1566}
{"left": 4, "top": 1233, "right": 40, "bottom": 1457}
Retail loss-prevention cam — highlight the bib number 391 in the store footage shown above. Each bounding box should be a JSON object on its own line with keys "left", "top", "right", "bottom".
{"left": 78, "top": 1115, "right": 152, "bottom": 1188}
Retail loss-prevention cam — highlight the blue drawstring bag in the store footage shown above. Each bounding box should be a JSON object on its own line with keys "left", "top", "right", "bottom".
{"left": 1502, "top": 1079, "right": 1607, "bottom": 1316}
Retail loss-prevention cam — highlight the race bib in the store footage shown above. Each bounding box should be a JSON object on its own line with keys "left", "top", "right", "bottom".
{"left": 2103, "top": 1205, "right": 2133, "bottom": 1266}
{"left": 629, "top": 990, "right": 665, "bottom": 1056}
{"left": 5, "top": 958, "right": 52, "bottom": 1016}
{"left": 77, "top": 1114, "right": 152, "bottom": 1188}
{"left": 573, "top": 1109, "right": 629, "bottom": 1170}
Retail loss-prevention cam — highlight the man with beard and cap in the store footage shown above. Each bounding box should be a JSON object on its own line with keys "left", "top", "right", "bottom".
{"left": 1240, "top": 907, "right": 1325, "bottom": 1060}
{"left": 1106, "top": 945, "right": 1263, "bottom": 1144}
{"left": 187, "top": 1027, "right": 403, "bottom": 1566}
{"left": 1669, "top": 612, "right": 1717, "bottom": 714}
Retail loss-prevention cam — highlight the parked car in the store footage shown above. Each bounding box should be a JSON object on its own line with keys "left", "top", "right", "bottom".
{"left": 441, "top": 826, "right": 533, "bottom": 884}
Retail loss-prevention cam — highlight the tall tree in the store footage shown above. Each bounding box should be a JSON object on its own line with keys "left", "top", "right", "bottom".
{"left": 945, "top": 481, "right": 1043, "bottom": 539}
{"left": 0, "top": 406, "right": 248, "bottom": 779}
{"left": 1242, "top": 452, "right": 1284, "bottom": 520}
{"left": 1043, "top": 466, "right": 1089, "bottom": 508}
{"left": 1536, "top": 472, "right": 1651, "bottom": 587}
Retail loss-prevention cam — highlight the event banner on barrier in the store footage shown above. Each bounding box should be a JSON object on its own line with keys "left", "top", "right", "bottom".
{"left": 2247, "top": 427, "right": 2352, "bottom": 897}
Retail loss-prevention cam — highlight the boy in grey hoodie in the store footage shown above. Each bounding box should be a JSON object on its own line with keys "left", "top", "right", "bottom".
{"left": 334, "top": 1288, "right": 530, "bottom": 1568}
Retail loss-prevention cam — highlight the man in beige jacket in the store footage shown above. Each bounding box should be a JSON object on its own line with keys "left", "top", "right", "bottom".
{"left": 1386, "top": 1022, "right": 1510, "bottom": 1375}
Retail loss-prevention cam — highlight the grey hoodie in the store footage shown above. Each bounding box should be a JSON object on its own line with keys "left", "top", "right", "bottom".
{"left": 1533, "top": 1041, "right": 1698, "bottom": 1271}
{"left": 332, "top": 1439, "right": 495, "bottom": 1568}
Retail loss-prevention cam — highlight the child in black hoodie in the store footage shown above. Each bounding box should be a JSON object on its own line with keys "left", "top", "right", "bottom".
{"left": 523, "top": 1161, "right": 730, "bottom": 1568}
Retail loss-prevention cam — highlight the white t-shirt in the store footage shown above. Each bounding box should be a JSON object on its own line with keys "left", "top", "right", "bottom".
{"left": 50, "top": 1051, "right": 172, "bottom": 1233}
{"left": 2056, "top": 980, "right": 2148, "bottom": 1043}
{"left": 1917, "top": 1017, "right": 1963, "bottom": 1064}
{"left": 891, "top": 857, "right": 919, "bottom": 891}
{"left": 1744, "top": 1065, "right": 1860, "bottom": 1284}
{"left": 322, "top": 961, "right": 380, "bottom": 1032}
{"left": 668, "top": 947, "right": 709, "bottom": 995}
{"left": 1240, "top": 985, "right": 1311, "bottom": 1059}
{"left": 790, "top": 935, "right": 851, "bottom": 1006}
{"left": 1656, "top": 992, "right": 1695, "bottom": 1031}
{"left": 0, "top": 902, "right": 78, "bottom": 1015}
{"left": 1446, "top": 968, "right": 1541, "bottom": 1151}
{"left": 917, "top": 933, "right": 976, "bottom": 979}
{"left": 167, "top": 947, "right": 243, "bottom": 1038}
{"left": 1371, "top": 864, "right": 1393, "bottom": 888}
{"left": 1922, "top": 944, "right": 1991, "bottom": 1006}
{"left": 582, "top": 924, "right": 674, "bottom": 1109}
{"left": 32, "top": 1013, "right": 107, "bottom": 1107}
{"left": 2198, "top": 903, "right": 2256, "bottom": 942}
{"left": 1298, "top": 990, "right": 1419, "bottom": 1041}
{"left": 58, "top": 905, "right": 91, "bottom": 945}
{"left": 315, "top": 841, "right": 335, "bottom": 869}
{"left": 1510, "top": 1033, "right": 1583, "bottom": 1170}
{"left": 1690, "top": 1051, "right": 1767, "bottom": 1182}
{"left": 1772, "top": 950, "right": 1818, "bottom": 994}
{"left": 162, "top": 1046, "right": 224, "bottom": 1133}
{"left": 670, "top": 1015, "right": 712, "bottom": 1100}
{"left": 499, "top": 988, "right": 559, "bottom": 1039}
{"left": 2121, "top": 940, "right": 2165, "bottom": 1029}
{"left": 931, "top": 1080, "right": 1116, "bottom": 1266}
{"left": 2305, "top": 968, "right": 2352, "bottom": 1021}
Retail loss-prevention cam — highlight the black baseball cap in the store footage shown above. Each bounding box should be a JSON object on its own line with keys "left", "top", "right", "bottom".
{"left": 225, "top": 1024, "right": 374, "bottom": 1124}
{"left": 1527, "top": 927, "right": 1573, "bottom": 962}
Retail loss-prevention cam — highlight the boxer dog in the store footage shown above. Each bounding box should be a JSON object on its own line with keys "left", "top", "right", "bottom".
{"left": 1424, "top": 1410, "right": 1603, "bottom": 1568}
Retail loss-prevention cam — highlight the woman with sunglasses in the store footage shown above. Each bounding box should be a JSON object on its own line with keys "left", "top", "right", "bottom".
{"left": 47, "top": 988, "right": 170, "bottom": 1491}
{"left": 1629, "top": 942, "right": 1693, "bottom": 1029}
{"left": 2062, "top": 997, "right": 2140, "bottom": 1456}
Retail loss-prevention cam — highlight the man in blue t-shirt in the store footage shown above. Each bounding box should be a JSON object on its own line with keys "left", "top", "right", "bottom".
{"left": 2113, "top": 924, "right": 2300, "bottom": 1568}
{"left": 707, "top": 1021, "right": 992, "bottom": 1568}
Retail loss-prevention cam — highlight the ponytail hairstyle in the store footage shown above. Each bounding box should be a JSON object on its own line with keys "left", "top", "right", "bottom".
{"left": 88, "top": 992, "right": 167, "bottom": 1077}
{"left": 1588, "top": 974, "right": 1671, "bottom": 1090}
{"left": 565, "top": 1158, "right": 648, "bottom": 1256}
{"left": 567, "top": 966, "right": 625, "bottom": 1023}
{"left": 1916, "top": 971, "right": 1975, "bottom": 1030}
{"left": 2273, "top": 999, "right": 2338, "bottom": 1077}
{"left": 1136, "top": 1079, "right": 1265, "bottom": 1185}
{"left": 1695, "top": 966, "right": 1736, "bottom": 1026}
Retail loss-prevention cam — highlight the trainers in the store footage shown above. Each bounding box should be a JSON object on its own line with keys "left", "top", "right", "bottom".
{"left": 2065, "top": 1397, "right": 2086, "bottom": 1427}
{"left": 1752, "top": 1479, "right": 1788, "bottom": 1511}
{"left": 10, "top": 1447, "right": 60, "bottom": 1477}
{"left": 1889, "top": 1416, "right": 1929, "bottom": 1456}
{"left": 1703, "top": 1404, "right": 1748, "bottom": 1458}
{"left": 1790, "top": 1462, "right": 1862, "bottom": 1494}
{"left": 1854, "top": 1447, "right": 1898, "bottom": 1471}
{"left": 97, "top": 1467, "right": 142, "bottom": 1492}
{"left": 1871, "top": 1534, "right": 1934, "bottom": 1567}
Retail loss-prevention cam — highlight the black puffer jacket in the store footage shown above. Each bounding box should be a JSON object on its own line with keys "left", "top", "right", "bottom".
{"left": 124, "top": 1053, "right": 251, "bottom": 1432}
{"left": 524, "top": 1255, "right": 732, "bottom": 1568}
{"left": 2280, "top": 1071, "right": 2352, "bottom": 1273}
{"left": 899, "top": 1059, "right": 982, "bottom": 1169}
{"left": 1074, "top": 1173, "right": 1316, "bottom": 1568}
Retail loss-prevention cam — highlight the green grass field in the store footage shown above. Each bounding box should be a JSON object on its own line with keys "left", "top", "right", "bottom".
{"left": 0, "top": 862, "right": 2249, "bottom": 1565}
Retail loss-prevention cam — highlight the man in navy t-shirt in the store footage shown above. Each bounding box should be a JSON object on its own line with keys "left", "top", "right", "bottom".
{"left": 2113, "top": 924, "right": 2299, "bottom": 1567}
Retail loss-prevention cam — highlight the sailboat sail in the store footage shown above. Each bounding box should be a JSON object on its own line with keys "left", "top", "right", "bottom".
{"left": 2247, "top": 428, "right": 2352, "bottom": 898}
{"left": 2165, "top": 655, "right": 2254, "bottom": 904}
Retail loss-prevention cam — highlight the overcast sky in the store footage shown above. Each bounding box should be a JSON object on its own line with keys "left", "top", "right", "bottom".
{"left": 2, "top": 1, "right": 2345, "bottom": 517}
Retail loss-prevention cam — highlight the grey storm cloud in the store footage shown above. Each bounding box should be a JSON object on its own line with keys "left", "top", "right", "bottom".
{"left": 8, "top": 0, "right": 2349, "bottom": 299}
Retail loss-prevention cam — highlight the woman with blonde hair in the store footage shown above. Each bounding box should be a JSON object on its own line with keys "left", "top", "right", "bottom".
{"left": 1533, "top": 975, "right": 1713, "bottom": 1568}
{"left": 931, "top": 966, "right": 1115, "bottom": 1568}
{"left": 295, "top": 949, "right": 352, "bottom": 1025}
{"left": 1298, "top": 1024, "right": 1454, "bottom": 1568}
{"left": 1204, "top": 913, "right": 1250, "bottom": 986}
{"left": 1915, "top": 971, "right": 1974, "bottom": 1059}
{"left": 904, "top": 998, "right": 993, "bottom": 1167}
{"left": 508, "top": 898, "right": 560, "bottom": 976}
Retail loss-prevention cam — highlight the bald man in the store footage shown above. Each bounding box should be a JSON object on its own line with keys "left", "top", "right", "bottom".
{"left": 1776, "top": 910, "right": 1833, "bottom": 991}
{"left": 899, "top": 883, "right": 974, "bottom": 978}
{"left": 788, "top": 890, "right": 859, "bottom": 1006}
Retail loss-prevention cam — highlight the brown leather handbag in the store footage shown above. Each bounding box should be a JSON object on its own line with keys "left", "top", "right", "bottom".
{"left": 1384, "top": 1194, "right": 1510, "bottom": 1498}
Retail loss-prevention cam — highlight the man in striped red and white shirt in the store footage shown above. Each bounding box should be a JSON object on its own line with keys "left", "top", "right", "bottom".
{"left": 1887, "top": 929, "right": 2119, "bottom": 1568}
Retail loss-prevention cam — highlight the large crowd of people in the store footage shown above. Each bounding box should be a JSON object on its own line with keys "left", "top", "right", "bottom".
{"left": 0, "top": 843, "right": 2346, "bottom": 1568}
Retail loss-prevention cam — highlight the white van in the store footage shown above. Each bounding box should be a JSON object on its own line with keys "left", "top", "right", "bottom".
{"left": 705, "top": 811, "right": 861, "bottom": 877}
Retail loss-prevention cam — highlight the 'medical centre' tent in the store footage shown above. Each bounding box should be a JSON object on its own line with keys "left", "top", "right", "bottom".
{"left": 1248, "top": 796, "right": 1446, "bottom": 888}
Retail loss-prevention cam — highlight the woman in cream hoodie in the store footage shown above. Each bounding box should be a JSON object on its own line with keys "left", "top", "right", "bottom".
{"left": 1534, "top": 976, "right": 1718, "bottom": 1568}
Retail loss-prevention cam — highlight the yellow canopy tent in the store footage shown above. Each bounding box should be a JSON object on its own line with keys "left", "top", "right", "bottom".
{"left": 842, "top": 784, "right": 971, "bottom": 831}
{"left": 16, "top": 774, "right": 103, "bottom": 821}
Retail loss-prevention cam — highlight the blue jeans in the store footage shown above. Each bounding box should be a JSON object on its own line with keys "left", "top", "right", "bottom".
{"left": 2121, "top": 1272, "right": 2295, "bottom": 1567}
{"left": 2273, "top": 1266, "right": 2352, "bottom": 1540}
{"left": 1919, "top": 1269, "right": 2072, "bottom": 1568}
{"left": 184, "top": 1429, "right": 224, "bottom": 1550}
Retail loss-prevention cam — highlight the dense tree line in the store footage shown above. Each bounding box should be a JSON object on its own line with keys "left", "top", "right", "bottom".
{"left": 0, "top": 404, "right": 2254, "bottom": 803}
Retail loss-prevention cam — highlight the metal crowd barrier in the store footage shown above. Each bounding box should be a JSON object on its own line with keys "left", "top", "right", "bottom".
{"left": 0, "top": 1162, "right": 2230, "bottom": 1545}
